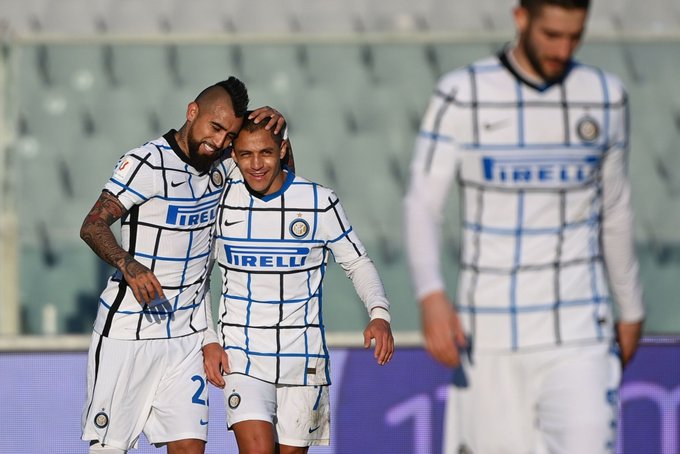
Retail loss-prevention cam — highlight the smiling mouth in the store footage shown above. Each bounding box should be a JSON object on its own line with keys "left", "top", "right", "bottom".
{"left": 203, "top": 142, "right": 219, "bottom": 154}
{"left": 249, "top": 172, "right": 267, "bottom": 180}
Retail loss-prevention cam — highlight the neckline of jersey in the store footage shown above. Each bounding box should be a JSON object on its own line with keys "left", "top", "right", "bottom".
{"left": 497, "top": 46, "right": 575, "bottom": 93}
{"left": 163, "top": 129, "right": 222, "bottom": 176}
{"left": 247, "top": 167, "right": 296, "bottom": 202}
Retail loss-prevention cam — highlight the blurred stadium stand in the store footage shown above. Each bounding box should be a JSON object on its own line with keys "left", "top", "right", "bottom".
{"left": 0, "top": 0, "right": 679, "bottom": 341}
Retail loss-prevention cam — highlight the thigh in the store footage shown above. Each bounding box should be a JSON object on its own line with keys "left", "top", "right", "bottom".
{"left": 82, "top": 333, "right": 162, "bottom": 451}
{"left": 537, "top": 344, "right": 620, "bottom": 454}
{"left": 224, "top": 374, "right": 277, "bottom": 453}
{"left": 443, "top": 353, "right": 537, "bottom": 454}
{"left": 275, "top": 385, "right": 330, "bottom": 447}
{"left": 145, "top": 334, "right": 209, "bottom": 445}
{"left": 224, "top": 373, "right": 277, "bottom": 427}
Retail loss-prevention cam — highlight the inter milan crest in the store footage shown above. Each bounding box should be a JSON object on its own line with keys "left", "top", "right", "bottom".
{"left": 94, "top": 411, "right": 109, "bottom": 429}
{"left": 576, "top": 116, "right": 600, "bottom": 142}
{"left": 289, "top": 217, "right": 309, "bottom": 239}
{"left": 211, "top": 169, "right": 224, "bottom": 187}
{"left": 228, "top": 392, "right": 241, "bottom": 409}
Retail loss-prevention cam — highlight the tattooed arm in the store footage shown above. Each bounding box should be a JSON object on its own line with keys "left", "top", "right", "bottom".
{"left": 80, "top": 191, "right": 165, "bottom": 306}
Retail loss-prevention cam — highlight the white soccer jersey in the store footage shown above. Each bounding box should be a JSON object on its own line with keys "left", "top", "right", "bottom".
{"left": 405, "top": 50, "right": 645, "bottom": 351}
{"left": 213, "top": 170, "right": 389, "bottom": 385}
{"left": 94, "top": 131, "right": 235, "bottom": 340}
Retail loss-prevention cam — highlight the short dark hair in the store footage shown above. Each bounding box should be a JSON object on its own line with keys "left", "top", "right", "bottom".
{"left": 238, "top": 110, "right": 287, "bottom": 147}
{"left": 195, "top": 76, "right": 249, "bottom": 118}
{"left": 520, "top": 0, "right": 589, "bottom": 14}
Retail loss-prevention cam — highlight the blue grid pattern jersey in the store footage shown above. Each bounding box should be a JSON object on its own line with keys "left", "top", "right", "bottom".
{"left": 94, "top": 130, "right": 235, "bottom": 340}
{"left": 214, "top": 170, "right": 384, "bottom": 385}
{"left": 405, "top": 51, "right": 645, "bottom": 352}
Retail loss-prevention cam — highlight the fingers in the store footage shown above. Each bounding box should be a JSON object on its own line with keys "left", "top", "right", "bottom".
{"left": 248, "top": 107, "right": 285, "bottom": 134}
{"left": 203, "top": 345, "right": 228, "bottom": 388}
{"left": 221, "top": 351, "right": 231, "bottom": 376}
{"left": 121, "top": 258, "right": 166, "bottom": 306}
{"left": 373, "top": 333, "right": 394, "bottom": 366}
{"left": 205, "top": 360, "right": 223, "bottom": 388}
{"left": 364, "top": 321, "right": 394, "bottom": 366}
{"left": 424, "top": 333, "right": 461, "bottom": 367}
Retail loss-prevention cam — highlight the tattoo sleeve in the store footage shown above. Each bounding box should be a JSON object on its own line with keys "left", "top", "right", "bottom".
{"left": 80, "top": 191, "right": 133, "bottom": 270}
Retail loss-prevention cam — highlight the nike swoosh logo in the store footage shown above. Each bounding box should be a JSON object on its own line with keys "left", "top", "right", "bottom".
{"left": 483, "top": 119, "right": 511, "bottom": 131}
{"left": 224, "top": 220, "right": 244, "bottom": 227}
{"left": 308, "top": 425, "right": 320, "bottom": 433}
{"left": 200, "top": 419, "right": 208, "bottom": 426}
{"left": 171, "top": 180, "right": 186, "bottom": 187}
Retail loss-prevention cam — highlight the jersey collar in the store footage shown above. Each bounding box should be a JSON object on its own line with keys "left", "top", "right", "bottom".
{"left": 498, "top": 45, "right": 575, "bottom": 93}
{"left": 247, "top": 167, "right": 295, "bottom": 202}
{"left": 163, "top": 129, "right": 226, "bottom": 175}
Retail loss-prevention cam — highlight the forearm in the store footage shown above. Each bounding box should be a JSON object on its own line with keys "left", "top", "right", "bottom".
{"left": 343, "top": 256, "right": 391, "bottom": 322}
{"left": 80, "top": 191, "right": 132, "bottom": 272}
{"left": 80, "top": 220, "right": 133, "bottom": 269}
{"left": 601, "top": 150, "right": 645, "bottom": 322}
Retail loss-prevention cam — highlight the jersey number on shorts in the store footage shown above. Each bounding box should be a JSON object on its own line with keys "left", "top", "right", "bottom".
{"left": 191, "top": 375, "right": 207, "bottom": 406}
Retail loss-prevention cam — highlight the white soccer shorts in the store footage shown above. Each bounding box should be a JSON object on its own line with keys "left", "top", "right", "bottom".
{"left": 82, "top": 332, "right": 209, "bottom": 450}
{"left": 443, "top": 343, "right": 621, "bottom": 454}
{"left": 223, "top": 373, "right": 330, "bottom": 447}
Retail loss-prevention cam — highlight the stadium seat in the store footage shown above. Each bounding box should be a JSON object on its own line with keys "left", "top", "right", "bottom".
{"left": 0, "top": 0, "right": 46, "bottom": 34}
{"left": 431, "top": 42, "right": 502, "bottom": 76}
{"left": 88, "top": 86, "right": 156, "bottom": 151}
{"left": 238, "top": 44, "right": 307, "bottom": 100}
{"left": 167, "top": 0, "right": 231, "bottom": 34}
{"left": 346, "top": 83, "right": 418, "bottom": 170}
{"left": 303, "top": 43, "right": 372, "bottom": 90}
{"left": 43, "top": 43, "right": 110, "bottom": 111}
{"left": 229, "top": 0, "right": 295, "bottom": 34}
{"left": 368, "top": 43, "right": 436, "bottom": 90}
{"left": 287, "top": 84, "right": 351, "bottom": 145}
{"left": 367, "top": 43, "right": 438, "bottom": 116}
{"left": 288, "top": 0, "right": 361, "bottom": 33}
{"left": 17, "top": 84, "right": 86, "bottom": 151}
{"left": 41, "top": 0, "right": 103, "bottom": 34}
{"left": 285, "top": 133, "right": 338, "bottom": 190}
{"left": 107, "top": 43, "right": 176, "bottom": 107}
{"left": 363, "top": 0, "right": 429, "bottom": 32}
{"left": 103, "top": 0, "right": 173, "bottom": 34}
{"left": 171, "top": 44, "right": 240, "bottom": 90}
{"left": 618, "top": 0, "right": 680, "bottom": 34}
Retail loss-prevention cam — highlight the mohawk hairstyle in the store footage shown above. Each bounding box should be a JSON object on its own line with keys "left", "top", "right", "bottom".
{"left": 195, "top": 76, "right": 249, "bottom": 118}
{"left": 520, "top": 0, "right": 590, "bottom": 13}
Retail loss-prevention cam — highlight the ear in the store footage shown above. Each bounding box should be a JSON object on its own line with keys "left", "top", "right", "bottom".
{"left": 186, "top": 101, "right": 199, "bottom": 122}
{"left": 279, "top": 139, "right": 289, "bottom": 160}
{"left": 513, "top": 6, "right": 530, "bottom": 34}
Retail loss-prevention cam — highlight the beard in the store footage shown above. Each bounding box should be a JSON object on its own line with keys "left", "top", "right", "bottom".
{"left": 186, "top": 127, "right": 218, "bottom": 173}
{"left": 522, "top": 34, "right": 568, "bottom": 83}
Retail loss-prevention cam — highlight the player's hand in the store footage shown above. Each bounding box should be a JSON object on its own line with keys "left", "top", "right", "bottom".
{"left": 203, "top": 342, "right": 230, "bottom": 388}
{"left": 249, "top": 106, "right": 286, "bottom": 134}
{"left": 420, "top": 290, "right": 467, "bottom": 367}
{"left": 616, "top": 320, "right": 643, "bottom": 367}
{"left": 363, "top": 318, "right": 394, "bottom": 366}
{"left": 118, "top": 256, "right": 166, "bottom": 306}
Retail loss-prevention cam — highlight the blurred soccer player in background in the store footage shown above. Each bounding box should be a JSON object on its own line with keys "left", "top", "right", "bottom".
{"left": 79, "top": 77, "right": 285, "bottom": 454}
{"left": 202, "top": 115, "right": 394, "bottom": 454}
{"left": 404, "top": 0, "right": 645, "bottom": 452}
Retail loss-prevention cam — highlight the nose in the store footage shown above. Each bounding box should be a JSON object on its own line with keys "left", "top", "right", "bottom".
{"left": 555, "top": 38, "right": 574, "bottom": 61}
{"left": 251, "top": 154, "right": 263, "bottom": 169}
